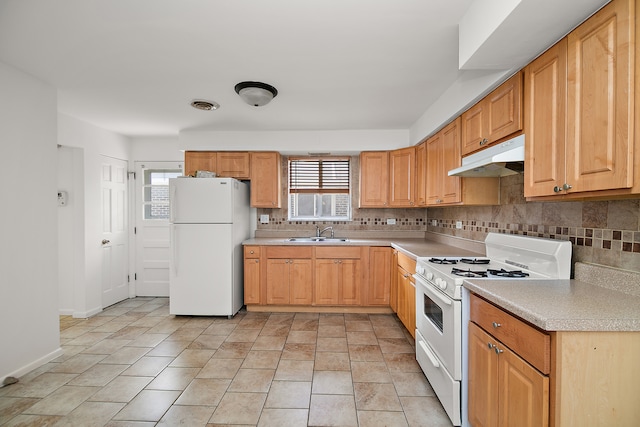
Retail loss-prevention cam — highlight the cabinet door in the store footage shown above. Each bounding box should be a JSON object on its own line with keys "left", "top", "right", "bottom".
{"left": 498, "top": 344, "right": 549, "bottom": 427}
{"left": 359, "top": 151, "right": 389, "bottom": 207}
{"left": 468, "top": 322, "right": 499, "bottom": 427}
{"left": 314, "top": 259, "right": 340, "bottom": 305}
{"left": 440, "top": 118, "right": 462, "bottom": 204}
{"left": 244, "top": 258, "right": 261, "bottom": 304}
{"left": 265, "top": 259, "right": 290, "bottom": 304}
{"left": 290, "top": 259, "right": 313, "bottom": 305}
{"left": 390, "top": 250, "right": 399, "bottom": 312}
{"left": 339, "top": 259, "right": 361, "bottom": 305}
{"left": 566, "top": 0, "right": 633, "bottom": 193}
{"left": 368, "top": 247, "right": 392, "bottom": 306}
{"left": 426, "top": 132, "right": 442, "bottom": 205}
{"left": 389, "top": 146, "right": 416, "bottom": 207}
{"left": 396, "top": 266, "right": 411, "bottom": 331}
{"left": 524, "top": 39, "right": 567, "bottom": 198}
{"left": 461, "top": 102, "right": 487, "bottom": 157}
{"left": 184, "top": 151, "right": 216, "bottom": 177}
{"left": 486, "top": 72, "right": 522, "bottom": 144}
{"left": 415, "top": 142, "right": 427, "bottom": 206}
{"left": 216, "top": 152, "right": 250, "bottom": 179}
{"left": 250, "top": 152, "right": 282, "bottom": 208}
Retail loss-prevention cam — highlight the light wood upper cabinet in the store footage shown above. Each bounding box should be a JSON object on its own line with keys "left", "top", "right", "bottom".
{"left": 415, "top": 142, "right": 427, "bottom": 206}
{"left": 461, "top": 72, "right": 523, "bottom": 156}
{"left": 426, "top": 118, "right": 499, "bottom": 206}
{"left": 250, "top": 152, "right": 282, "bottom": 208}
{"left": 389, "top": 146, "right": 416, "bottom": 207}
{"left": 216, "top": 152, "right": 250, "bottom": 179}
{"left": 566, "top": 0, "right": 633, "bottom": 194}
{"left": 524, "top": 39, "right": 568, "bottom": 198}
{"left": 525, "top": 0, "right": 636, "bottom": 199}
{"left": 359, "top": 151, "right": 389, "bottom": 207}
{"left": 184, "top": 151, "right": 216, "bottom": 177}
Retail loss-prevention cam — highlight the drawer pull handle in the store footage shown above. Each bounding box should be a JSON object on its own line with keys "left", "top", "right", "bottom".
{"left": 419, "top": 340, "right": 440, "bottom": 368}
{"left": 492, "top": 322, "right": 501, "bottom": 328}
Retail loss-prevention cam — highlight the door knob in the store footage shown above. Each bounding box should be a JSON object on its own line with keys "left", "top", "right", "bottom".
{"left": 101, "top": 239, "right": 110, "bottom": 245}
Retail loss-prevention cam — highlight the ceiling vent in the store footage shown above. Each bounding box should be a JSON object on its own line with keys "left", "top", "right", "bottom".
{"left": 190, "top": 100, "right": 220, "bottom": 111}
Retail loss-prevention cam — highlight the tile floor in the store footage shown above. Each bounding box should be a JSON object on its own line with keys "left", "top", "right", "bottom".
{"left": 0, "top": 297, "right": 453, "bottom": 426}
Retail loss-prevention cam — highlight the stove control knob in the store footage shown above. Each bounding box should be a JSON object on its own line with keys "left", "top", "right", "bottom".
{"left": 435, "top": 278, "right": 447, "bottom": 290}
{"left": 426, "top": 272, "right": 434, "bottom": 281}
{"left": 416, "top": 266, "right": 425, "bottom": 276}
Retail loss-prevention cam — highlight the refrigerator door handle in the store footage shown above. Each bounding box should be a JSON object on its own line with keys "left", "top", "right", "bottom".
{"left": 171, "top": 226, "right": 178, "bottom": 275}
{"left": 169, "top": 184, "right": 177, "bottom": 223}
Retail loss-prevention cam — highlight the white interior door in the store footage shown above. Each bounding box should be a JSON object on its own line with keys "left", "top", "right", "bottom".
{"left": 135, "top": 162, "right": 183, "bottom": 296}
{"left": 101, "top": 156, "right": 129, "bottom": 307}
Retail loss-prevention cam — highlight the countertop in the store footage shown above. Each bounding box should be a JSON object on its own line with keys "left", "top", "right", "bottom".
{"left": 242, "top": 237, "right": 483, "bottom": 259}
{"left": 243, "top": 237, "right": 640, "bottom": 332}
{"left": 464, "top": 272, "right": 640, "bottom": 332}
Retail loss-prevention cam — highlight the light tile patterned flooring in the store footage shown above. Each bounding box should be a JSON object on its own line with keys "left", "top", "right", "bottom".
{"left": 0, "top": 298, "right": 453, "bottom": 426}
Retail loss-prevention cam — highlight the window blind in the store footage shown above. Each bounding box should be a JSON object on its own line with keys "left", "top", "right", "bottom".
{"left": 289, "top": 158, "right": 350, "bottom": 194}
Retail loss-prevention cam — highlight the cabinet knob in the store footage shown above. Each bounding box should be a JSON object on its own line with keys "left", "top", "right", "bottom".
{"left": 494, "top": 346, "right": 504, "bottom": 355}
{"left": 479, "top": 138, "right": 488, "bottom": 146}
{"left": 562, "top": 183, "right": 573, "bottom": 191}
{"left": 492, "top": 322, "right": 501, "bottom": 329}
{"left": 487, "top": 342, "right": 493, "bottom": 349}
{"left": 553, "top": 185, "right": 562, "bottom": 193}
{"left": 255, "top": 259, "right": 259, "bottom": 263}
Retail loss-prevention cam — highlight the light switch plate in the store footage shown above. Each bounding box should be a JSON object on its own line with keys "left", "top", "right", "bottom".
{"left": 260, "top": 214, "right": 269, "bottom": 224}
{"left": 386, "top": 218, "right": 396, "bottom": 225}
{"left": 456, "top": 221, "right": 463, "bottom": 229}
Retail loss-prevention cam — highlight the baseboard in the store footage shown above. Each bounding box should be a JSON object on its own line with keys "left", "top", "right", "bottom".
{"left": 58, "top": 309, "right": 74, "bottom": 316}
{"left": 72, "top": 306, "right": 102, "bottom": 319}
{"left": 2, "top": 347, "right": 64, "bottom": 384}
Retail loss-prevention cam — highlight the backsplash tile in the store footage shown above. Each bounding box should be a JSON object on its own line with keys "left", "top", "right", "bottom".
{"left": 256, "top": 159, "right": 639, "bottom": 273}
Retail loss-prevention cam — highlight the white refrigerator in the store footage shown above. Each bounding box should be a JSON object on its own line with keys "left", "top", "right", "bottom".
{"left": 169, "top": 177, "right": 250, "bottom": 316}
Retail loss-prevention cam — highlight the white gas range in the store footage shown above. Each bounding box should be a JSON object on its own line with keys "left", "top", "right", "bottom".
{"left": 413, "top": 233, "right": 572, "bottom": 426}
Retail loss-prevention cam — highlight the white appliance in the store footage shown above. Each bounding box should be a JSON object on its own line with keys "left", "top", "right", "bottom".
{"left": 169, "top": 177, "right": 250, "bottom": 317}
{"left": 413, "top": 233, "right": 571, "bottom": 426}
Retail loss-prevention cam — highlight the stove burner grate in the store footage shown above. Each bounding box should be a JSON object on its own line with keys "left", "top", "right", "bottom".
{"left": 451, "top": 268, "right": 488, "bottom": 278}
{"left": 460, "top": 258, "right": 490, "bottom": 265}
{"left": 488, "top": 269, "right": 529, "bottom": 278}
{"left": 429, "top": 258, "right": 458, "bottom": 265}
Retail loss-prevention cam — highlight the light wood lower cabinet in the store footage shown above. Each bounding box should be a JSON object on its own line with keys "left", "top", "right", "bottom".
{"left": 263, "top": 246, "right": 313, "bottom": 305}
{"left": 244, "top": 245, "right": 391, "bottom": 310}
{"left": 396, "top": 252, "right": 416, "bottom": 337}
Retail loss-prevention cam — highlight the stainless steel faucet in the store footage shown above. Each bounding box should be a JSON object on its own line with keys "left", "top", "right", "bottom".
{"left": 316, "top": 225, "right": 334, "bottom": 238}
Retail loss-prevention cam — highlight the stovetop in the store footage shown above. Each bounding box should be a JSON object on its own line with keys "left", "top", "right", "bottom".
{"left": 414, "top": 233, "right": 572, "bottom": 300}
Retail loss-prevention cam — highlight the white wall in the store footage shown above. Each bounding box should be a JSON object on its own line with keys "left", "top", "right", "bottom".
{"left": 179, "top": 129, "right": 409, "bottom": 154}
{"left": 58, "top": 114, "right": 131, "bottom": 317}
{"left": 130, "top": 136, "right": 182, "bottom": 162}
{"left": 0, "top": 61, "right": 62, "bottom": 381}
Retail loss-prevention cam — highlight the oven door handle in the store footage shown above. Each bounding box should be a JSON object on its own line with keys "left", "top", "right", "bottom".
{"left": 415, "top": 276, "right": 452, "bottom": 306}
{"left": 418, "top": 339, "right": 440, "bottom": 368}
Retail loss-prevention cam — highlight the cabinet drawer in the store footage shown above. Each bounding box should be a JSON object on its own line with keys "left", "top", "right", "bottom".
{"left": 265, "top": 246, "right": 313, "bottom": 259}
{"left": 244, "top": 246, "right": 260, "bottom": 258}
{"left": 397, "top": 252, "right": 416, "bottom": 274}
{"left": 315, "top": 246, "right": 362, "bottom": 259}
{"left": 470, "top": 293, "right": 550, "bottom": 374}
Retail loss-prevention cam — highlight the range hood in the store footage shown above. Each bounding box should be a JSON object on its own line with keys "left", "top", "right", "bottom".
{"left": 448, "top": 134, "right": 525, "bottom": 177}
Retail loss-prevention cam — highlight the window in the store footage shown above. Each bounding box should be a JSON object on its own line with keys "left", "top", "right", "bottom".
{"left": 142, "top": 169, "right": 182, "bottom": 220}
{"left": 288, "top": 157, "right": 351, "bottom": 221}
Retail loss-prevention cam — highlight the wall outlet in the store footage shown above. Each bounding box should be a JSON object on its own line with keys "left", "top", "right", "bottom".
{"left": 386, "top": 218, "right": 396, "bottom": 225}
{"left": 260, "top": 214, "right": 269, "bottom": 224}
{"left": 456, "top": 221, "right": 463, "bottom": 229}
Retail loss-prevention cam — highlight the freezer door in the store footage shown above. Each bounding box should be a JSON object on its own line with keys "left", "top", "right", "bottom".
{"left": 169, "top": 178, "right": 234, "bottom": 223}
{"left": 170, "top": 223, "right": 234, "bottom": 315}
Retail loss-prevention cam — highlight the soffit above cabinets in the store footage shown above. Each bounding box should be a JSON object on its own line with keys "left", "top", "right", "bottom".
{"left": 459, "top": 0, "right": 611, "bottom": 70}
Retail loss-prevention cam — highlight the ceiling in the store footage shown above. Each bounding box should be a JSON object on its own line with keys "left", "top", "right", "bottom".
{"left": 0, "top": 0, "right": 610, "bottom": 138}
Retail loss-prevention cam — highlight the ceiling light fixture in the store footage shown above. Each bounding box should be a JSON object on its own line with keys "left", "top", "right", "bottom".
{"left": 190, "top": 99, "right": 220, "bottom": 111}
{"left": 234, "top": 81, "right": 278, "bottom": 106}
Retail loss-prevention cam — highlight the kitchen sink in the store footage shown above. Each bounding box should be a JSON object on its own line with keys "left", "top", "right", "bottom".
{"left": 286, "top": 237, "right": 350, "bottom": 243}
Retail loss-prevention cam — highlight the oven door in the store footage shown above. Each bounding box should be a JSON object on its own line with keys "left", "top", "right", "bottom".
{"left": 414, "top": 273, "right": 461, "bottom": 380}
